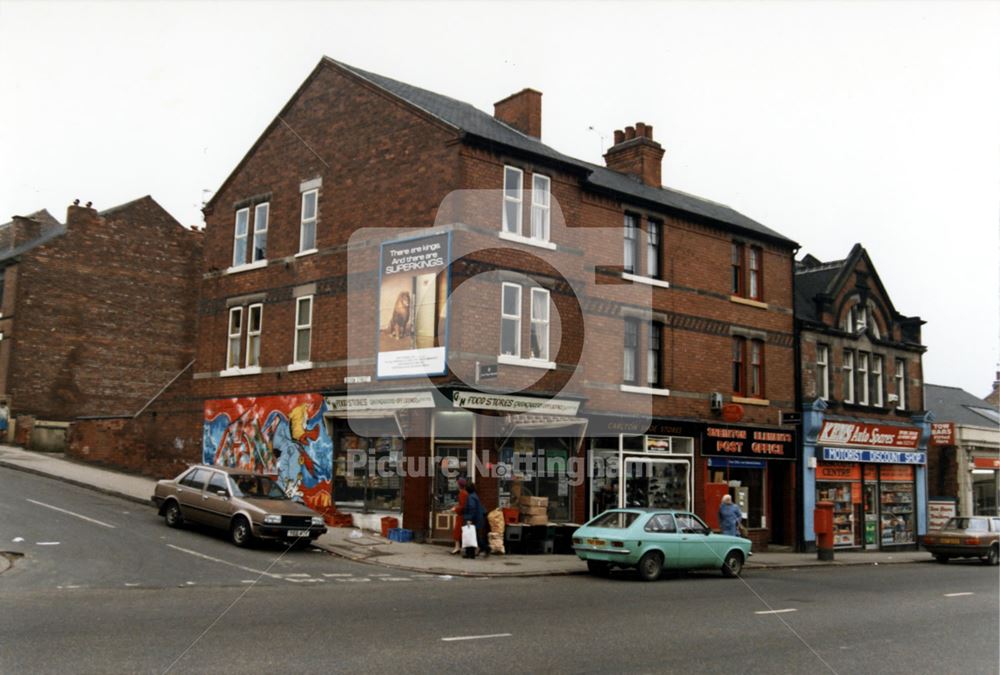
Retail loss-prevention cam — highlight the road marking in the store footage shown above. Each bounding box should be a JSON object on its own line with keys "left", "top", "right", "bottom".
{"left": 26, "top": 499, "right": 116, "bottom": 529}
{"left": 755, "top": 609, "right": 798, "bottom": 615}
{"left": 322, "top": 573, "right": 354, "bottom": 578}
{"left": 368, "top": 573, "right": 390, "bottom": 577}
{"left": 166, "top": 544, "right": 300, "bottom": 583}
{"left": 283, "top": 573, "right": 311, "bottom": 578}
{"left": 336, "top": 577, "right": 371, "bottom": 583}
{"left": 36, "top": 541, "right": 61, "bottom": 546}
{"left": 944, "top": 592, "right": 974, "bottom": 597}
{"left": 124, "top": 583, "right": 140, "bottom": 587}
{"left": 441, "top": 633, "right": 512, "bottom": 642}
{"left": 380, "top": 577, "right": 411, "bottom": 582}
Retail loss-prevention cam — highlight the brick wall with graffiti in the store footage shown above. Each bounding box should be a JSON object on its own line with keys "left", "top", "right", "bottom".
{"left": 203, "top": 394, "right": 333, "bottom": 515}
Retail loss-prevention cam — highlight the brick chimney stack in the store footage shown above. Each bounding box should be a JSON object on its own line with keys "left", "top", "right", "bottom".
{"left": 986, "top": 370, "right": 1000, "bottom": 406}
{"left": 494, "top": 89, "right": 542, "bottom": 139}
{"left": 604, "top": 122, "right": 665, "bottom": 187}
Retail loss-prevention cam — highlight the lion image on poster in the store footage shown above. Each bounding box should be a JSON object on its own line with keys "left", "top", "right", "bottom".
{"left": 389, "top": 290, "right": 411, "bottom": 339}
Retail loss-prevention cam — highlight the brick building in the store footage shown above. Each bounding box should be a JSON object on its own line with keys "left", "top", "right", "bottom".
{"left": 0, "top": 198, "right": 203, "bottom": 467}
{"left": 195, "top": 57, "right": 799, "bottom": 547}
{"left": 795, "top": 244, "right": 929, "bottom": 550}
{"left": 924, "top": 383, "right": 999, "bottom": 518}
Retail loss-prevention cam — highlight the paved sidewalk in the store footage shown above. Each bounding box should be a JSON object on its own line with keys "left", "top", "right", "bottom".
{"left": 0, "top": 445, "right": 932, "bottom": 577}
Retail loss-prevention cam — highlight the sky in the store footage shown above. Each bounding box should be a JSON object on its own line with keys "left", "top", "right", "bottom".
{"left": 1, "top": 1, "right": 997, "bottom": 399}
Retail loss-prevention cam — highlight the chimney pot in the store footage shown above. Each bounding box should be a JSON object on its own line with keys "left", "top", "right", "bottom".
{"left": 493, "top": 88, "right": 543, "bottom": 139}
{"left": 613, "top": 129, "right": 625, "bottom": 144}
{"left": 636, "top": 122, "right": 647, "bottom": 138}
{"left": 646, "top": 125, "right": 654, "bottom": 141}
{"left": 625, "top": 126, "right": 636, "bottom": 140}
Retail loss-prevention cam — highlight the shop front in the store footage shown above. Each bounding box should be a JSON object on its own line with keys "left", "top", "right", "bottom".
{"left": 802, "top": 411, "right": 929, "bottom": 551}
{"left": 700, "top": 423, "right": 797, "bottom": 549}
{"left": 971, "top": 456, "right": 1000, "bottom": 516}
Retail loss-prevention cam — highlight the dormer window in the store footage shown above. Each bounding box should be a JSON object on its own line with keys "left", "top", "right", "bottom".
{"left": 842, "top": 301, "right": 882, "bottom": 338}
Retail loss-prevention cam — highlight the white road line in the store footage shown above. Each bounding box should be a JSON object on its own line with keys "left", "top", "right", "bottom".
{"left": 283, "top": 573, "right": 311, "bottom": 578}
{"left": 322, "top": 573, "right": 354, "bottom": 578}
{"left": 755, "top": 609, "right": 798, "bottom": 615}
{"left": 166, "top": 544, "right": 299, "bottom": 583}
{"left": 380, "top": 577, "right": 412, "bottom": 582}
{"left": 944, "top": 592, "right": 974, "bottom": 597}
{"left": 441, "top": 633, "right": 512, "bottom": 642}
{"left": 36, "top": 542, "right": 61, "bottom": 546}
{"left": 336, "top": 577, "right": 371, "bottom": 583}
{"left": 368, "top": 573, "right": 390, "bottom": 577}
{"left": 26, "top": 499, "right": 116, "bottom": 529}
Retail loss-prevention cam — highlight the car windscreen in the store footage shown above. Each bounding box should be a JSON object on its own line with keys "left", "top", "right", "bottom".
{"left": 587, "top": 511, "right": 640, "bottom": 529}
{"left": 232, "top": 475, "right": 288, "bottom": 500}
{"left": 944, "top": 517, "right": 988, "bottom": 532}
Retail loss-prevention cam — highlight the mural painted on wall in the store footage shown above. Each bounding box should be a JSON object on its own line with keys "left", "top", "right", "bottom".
{"left": 203, "top": 394, "right": 333, "bottom": 514}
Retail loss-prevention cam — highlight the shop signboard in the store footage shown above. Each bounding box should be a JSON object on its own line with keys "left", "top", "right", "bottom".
{"left": 701, "top": 424, "right": 796, "bottom": 460}
{"left": 973, "top": 457, "right": 1000, "bottom": 470}
{"left": 929, "top": 423, "right": 955, "bottom": 447}
{"left": 376, "top": 232, "right": 451, "bottom": 378}
{"left": 452, "top": 391, "right": 580, "bottom": 416}
{"left": 817, "top": 420, "right": 920, "bottom": 450}
{"left": 927, "top": 499, "right": 957, "bottom": 531}
{"left": 325, "top": 391, "right": 437, "bottom": 412}
{"left": 585, "top": 414, "right": 701, "bottom": 438}
{"left": 707, "top": 458, "right": 766, "bottom": 469}
{"left": 821, "top": 447, "right": 926, "bottom": 464}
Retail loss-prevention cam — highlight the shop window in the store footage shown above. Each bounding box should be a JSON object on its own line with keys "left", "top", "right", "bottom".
{"left": 499, "top": 436, "right": 573, "bottom": 521}
{"left": 880, "top": 468, "right": 914, "bottom": 545}
{"left": 333, "top": 426, "right": 403, "bottom": 512}
{"left": 623, "top": 213, "right": 639, "bottom": 275}
{"left": 973, "top": 470, "right": 998, "bottom": 516}
{"left": 299, "top": 189, "right": 318, "bottom": 253}
{"left": 894, "top": 358, "right": 906, "bottom": 410}
{"left": 843, "top": 350, "right": 855, "bottom": 403}
{"left": 817, "top": 343, "right": 830, "bottom": 400}
{"left": 502, "top": 165, "right": 523, "bottom": 236}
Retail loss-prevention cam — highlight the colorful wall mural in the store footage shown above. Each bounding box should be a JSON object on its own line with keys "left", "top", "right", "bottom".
{"left": 203, "top": 394, "right": 333, "bottom": 514}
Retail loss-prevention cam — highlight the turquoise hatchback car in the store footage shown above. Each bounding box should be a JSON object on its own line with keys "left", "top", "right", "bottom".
{"left": 572, "top": 509, "right": 752, "bottom": 581}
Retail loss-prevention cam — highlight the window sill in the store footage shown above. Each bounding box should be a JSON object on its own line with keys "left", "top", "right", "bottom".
{"left": 220, "top": 366, "right": 262, "bottom": 377}
{"left": 620, "top": 384, "right": 671, "bottom": 396}
{"left": 622, "top": 273, "right": 670, "bottom": 289}
{"left": 498, "top": 231, "right": 557, "bottom": 251}
{"left": 294, "top": 248, "right": 318, "bottom": 258}
{"left": 287, "top": 362, "right": 313, "bottom": 372}
{"left": 225, "top": 260, "right": 267, "bottom": 275}
{"left": 729, "top": 295, "right": 768, "bottom": 310}
{"left": 498, "top": 354, "right": 556, "bottom": 370}
{"left": 732, "top": 396, "right": 770, "bottom": 406}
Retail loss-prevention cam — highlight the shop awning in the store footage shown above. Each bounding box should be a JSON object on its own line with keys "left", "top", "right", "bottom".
{"left": 499, "top": 413, "right": 589, "bottom": 452}
{"left": 325, "top": 410, "right": 406, "bottom": 439}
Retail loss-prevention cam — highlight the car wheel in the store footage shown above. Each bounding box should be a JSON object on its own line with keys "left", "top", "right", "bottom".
{"left": 163, "top": 501, "right": 183, "bottom": 528}
{"left": 934, "top": 554, "right": 949, "bottom": 564}
{"left": 230, "top": 517, "right": 253, "bottom": 548}
{"left": 722, "top": 550, "right": 744, "bottom": 578}
{"left": 637, "top": 551, "right": 663, "bottom": 582}
{"left": 587, "top": 560, "right": 610, "bottom": 577}
{"left": 985, "top": 545, "right": 999, "bottom": 566}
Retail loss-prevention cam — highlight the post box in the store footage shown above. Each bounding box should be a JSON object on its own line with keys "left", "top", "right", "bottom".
{"left": 814, "top": 500, "right": 835, "bottom": 561}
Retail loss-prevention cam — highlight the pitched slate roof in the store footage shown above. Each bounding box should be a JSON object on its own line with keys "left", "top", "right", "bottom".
{"left": 320, "top": 58, "right": 797, "bottom": 246}
{"left": 0, "top": 209, "right": 66, "bottom": 263}
{"left": 925, "top": 383, "right": 1000, "bottom": 428}
{"left": 794, "top": 259, "right": 845, "bottom": 322}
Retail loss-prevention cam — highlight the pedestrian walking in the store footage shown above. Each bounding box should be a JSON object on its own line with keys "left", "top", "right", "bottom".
{"left": 718, "top": 494, "right": 744, "bottom": 537}
{"left": 451, "top": 477, "right": 468, "bottom": 554}
{"left": 462, "top": 483, "right": 488, "bottom": 558}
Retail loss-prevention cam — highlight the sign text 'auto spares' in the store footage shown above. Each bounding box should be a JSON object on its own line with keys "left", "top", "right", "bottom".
{"left": 816, "top": 420, "right": 920, "bottom": 450}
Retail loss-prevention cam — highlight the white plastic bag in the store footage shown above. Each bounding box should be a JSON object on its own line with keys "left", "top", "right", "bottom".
{"left": 461, "top": 523, "right": 478, "bottom": 548}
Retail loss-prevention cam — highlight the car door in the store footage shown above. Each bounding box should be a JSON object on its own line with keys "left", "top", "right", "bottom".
{"left": 675, "top": 512, "right": 719, "bottom": 568}
{"left": 644, "top": 513, "right": 680, "bottom": 568}
{"left": 201, "top": 471, "right": 233, "bottom": 530}
{"left": 176, "top": 468, "right": 210, "bottom": 524}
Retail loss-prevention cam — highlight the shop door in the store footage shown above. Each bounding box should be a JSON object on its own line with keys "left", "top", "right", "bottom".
{"left": 430, "top": 444, "right": 472, "bottom": 541}
{"left": 862, "top": 483, "right": 879, "bottom": 549}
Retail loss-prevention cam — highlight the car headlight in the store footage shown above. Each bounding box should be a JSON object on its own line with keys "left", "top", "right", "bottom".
{"left": 311, "top": 516, "right": 324, "bottom": 526}
{"left": 263, "top": 515, "right": 282, "bottom": 525}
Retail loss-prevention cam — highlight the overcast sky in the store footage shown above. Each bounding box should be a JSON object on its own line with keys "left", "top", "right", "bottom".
{"left": 1, "top": 1, "right": 997, "bottom": 399}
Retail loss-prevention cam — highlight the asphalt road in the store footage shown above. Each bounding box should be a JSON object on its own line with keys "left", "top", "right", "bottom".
{"left": 2, "top": 467, "right": 997, "bottom": 674}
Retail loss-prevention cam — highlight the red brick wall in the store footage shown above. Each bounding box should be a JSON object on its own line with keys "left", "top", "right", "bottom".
{"left": 6, "top": 198, "right": 202, "bottom": 421}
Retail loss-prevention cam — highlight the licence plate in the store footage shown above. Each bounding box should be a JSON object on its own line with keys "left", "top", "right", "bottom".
{"left": 587, "top": 538, "right": 606, "bottom": 546}
{"left": 288, "top": 530, "right": 310, "bottom": 537}
{"left": 939, "top": 537, "right": 960, "bottom": 545}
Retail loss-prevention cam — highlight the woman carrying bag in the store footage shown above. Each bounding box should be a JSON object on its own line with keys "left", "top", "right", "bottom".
{"left": 462, "top": 483, "right": 488, "bottom": 558}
